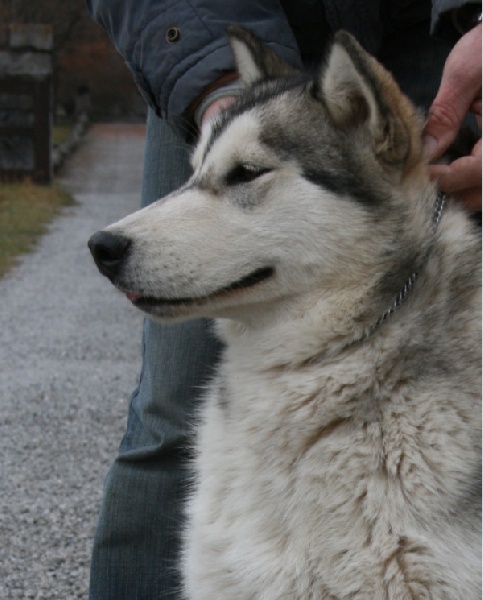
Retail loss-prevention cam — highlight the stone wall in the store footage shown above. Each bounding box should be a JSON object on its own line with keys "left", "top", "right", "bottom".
{"left": 0, "top": 25, "right": 53, "bottom": 183}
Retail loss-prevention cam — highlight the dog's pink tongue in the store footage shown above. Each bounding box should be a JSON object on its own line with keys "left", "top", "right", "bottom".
{"left": 126, "top": 291, "right": 142, "bottom": 302}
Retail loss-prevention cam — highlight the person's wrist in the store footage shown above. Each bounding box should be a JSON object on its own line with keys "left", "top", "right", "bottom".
{"left": 195, "top": 81, "right": 244, "bottom": 130}
{"left": 187, "top": 71, "right": 243, "bottom": 133}
{"left": 199, "top": 95, "right": 239, "bottom": 130}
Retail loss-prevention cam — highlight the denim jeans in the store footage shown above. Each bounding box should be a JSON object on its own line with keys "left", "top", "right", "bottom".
{"left": 89, "top": 23, "right": 452, "bottom": 600}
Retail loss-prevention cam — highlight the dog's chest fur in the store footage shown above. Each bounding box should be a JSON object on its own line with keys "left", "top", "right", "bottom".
{"left": 183, "top": 287, "right": 481, "bottom": 600}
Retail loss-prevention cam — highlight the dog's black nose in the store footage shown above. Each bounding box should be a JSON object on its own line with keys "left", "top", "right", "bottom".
{"left": 88, "top": 231, "right": 131, "bottom": 279}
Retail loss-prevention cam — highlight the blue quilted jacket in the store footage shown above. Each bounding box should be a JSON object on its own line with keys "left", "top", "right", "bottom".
{"left": 85, "top": 0, "right": 473, "bottom": 135}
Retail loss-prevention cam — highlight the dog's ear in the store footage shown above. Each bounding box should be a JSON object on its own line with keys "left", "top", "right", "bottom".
{"left": 317, "top": 31, "right": 421, "bottom": 168}
{"left": 228, "top": 25, "right": 296, "bottom": 85}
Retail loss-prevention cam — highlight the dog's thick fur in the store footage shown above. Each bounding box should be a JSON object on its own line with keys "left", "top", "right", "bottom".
{"left": 89, "top": 29, "right": 481, "bottom": 599}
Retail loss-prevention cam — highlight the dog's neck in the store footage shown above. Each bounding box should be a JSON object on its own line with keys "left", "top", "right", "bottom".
{"left": 352, "top": 191, "right": 446, "bottom": 347}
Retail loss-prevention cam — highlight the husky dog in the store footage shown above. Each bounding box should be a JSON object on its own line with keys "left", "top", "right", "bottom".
{"left": 89, "top": 28, "right": 481, "bottom": 600}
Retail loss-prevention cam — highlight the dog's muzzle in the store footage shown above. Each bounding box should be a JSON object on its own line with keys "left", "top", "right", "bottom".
{"left": 88, "top": 231, "right": 131, "bottom": 281}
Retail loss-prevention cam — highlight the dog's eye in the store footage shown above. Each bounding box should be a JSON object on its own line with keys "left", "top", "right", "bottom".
{"left": 225, "top": 164, "right": 272, "bottom": 186}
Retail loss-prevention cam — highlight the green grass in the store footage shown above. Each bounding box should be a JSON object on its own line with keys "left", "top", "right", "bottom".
{"left": 0, "top": 182, "right": 75, "bottom": 279}
{"left": 53, "top": 124, "right": 74, "bottom": 146}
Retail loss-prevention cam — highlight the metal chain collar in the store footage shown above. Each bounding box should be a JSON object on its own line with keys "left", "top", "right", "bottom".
{"left": 357, "top": 192, "right": 446, "bottom": 344}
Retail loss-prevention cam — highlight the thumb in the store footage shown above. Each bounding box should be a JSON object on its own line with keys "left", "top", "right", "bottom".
{"left": 423, "top": 95, "right": 469, "bottom": 161}
{"left": 423, "top": 24, "right": 482, "bottom": 161}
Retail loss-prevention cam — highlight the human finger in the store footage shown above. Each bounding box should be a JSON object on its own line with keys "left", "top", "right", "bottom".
{"left": 428, "top": 137, "right": 482, "bottom": 210}
{"left": 454, "top": 187, "right": 482, "bottom": 211}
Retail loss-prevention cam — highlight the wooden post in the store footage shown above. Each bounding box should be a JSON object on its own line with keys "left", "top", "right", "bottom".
{"left": 0, "top": 24, "right": 53, "bottom": 183}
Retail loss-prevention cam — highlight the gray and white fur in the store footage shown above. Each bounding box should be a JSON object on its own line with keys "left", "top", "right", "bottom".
{"left": 89, "top": 28, "right": 481, "bottom": 600}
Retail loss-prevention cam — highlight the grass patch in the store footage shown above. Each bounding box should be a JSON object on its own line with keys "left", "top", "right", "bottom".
{"left": 0, "top": 182, "right": 75, "bottom": 279}
{"left": 53, "top": 124, "right": 74, "bottom": 146}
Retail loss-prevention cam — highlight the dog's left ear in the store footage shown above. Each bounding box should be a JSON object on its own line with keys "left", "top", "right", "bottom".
{"left": 318, "top": 31, "right": 421, "bottom": 168}
{"left": 228, "top": 25, "right": 296, "bottom": 85}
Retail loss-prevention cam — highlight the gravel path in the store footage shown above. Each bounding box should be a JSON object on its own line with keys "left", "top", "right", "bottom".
{"left": 1, "top": 124, "right": 146, "bottom": 599}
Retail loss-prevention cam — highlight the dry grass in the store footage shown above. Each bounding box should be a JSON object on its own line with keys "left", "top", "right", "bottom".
{"left": 0, "top": 182, "right": 75, "bottom": 279}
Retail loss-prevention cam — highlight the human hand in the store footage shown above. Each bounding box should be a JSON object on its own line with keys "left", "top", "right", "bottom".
{"left": 423, "top": 23, "right": 482, "bottom": 210}
{"left": 200, "top": 96, "right": 238, "bottom": 132}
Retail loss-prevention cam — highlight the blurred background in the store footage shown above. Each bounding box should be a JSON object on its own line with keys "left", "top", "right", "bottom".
{"left": 0, "top": 0, "right": 147, "bottom": 275}
{"left": 1, "top": 4, "right": 148, "bottom": 599}
{"left": 0, "top": 0, "right": 145, "bottom": 122}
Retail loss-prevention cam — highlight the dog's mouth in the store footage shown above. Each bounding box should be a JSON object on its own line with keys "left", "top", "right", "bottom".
{"left": 125, "top": 266, "right": 275, "bottom": 310}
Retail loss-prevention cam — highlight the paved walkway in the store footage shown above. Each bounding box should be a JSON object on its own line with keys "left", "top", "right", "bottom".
{"left": 1, "top": 124, "right": 146, "bottom": 598}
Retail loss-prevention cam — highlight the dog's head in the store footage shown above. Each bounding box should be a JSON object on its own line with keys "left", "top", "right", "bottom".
{"left": 89, "top": 28, "right": 435, "bottom": 323}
